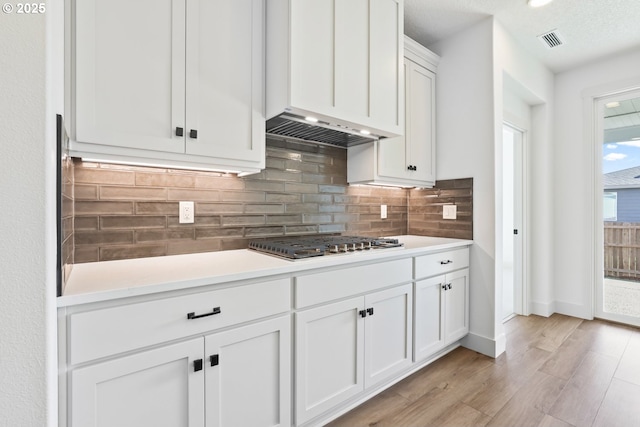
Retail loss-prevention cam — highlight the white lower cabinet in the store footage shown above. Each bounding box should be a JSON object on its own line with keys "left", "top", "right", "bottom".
{"left": 71, "top": 338, "right": 205, "bottom": 427}
{"left": 295, "top": 284, "right": 412, "bottom": 425}
{"left": 414, "top": 265, "right": 469, "bottom": 362}
{"left": 68, "top": 315, "right": 290, "bottom": 427}
{"left": 205, "top": 316, "right": 291, "bottom": 427}
{"left": 62, "top": 245, "right": 472, "bottom": 427}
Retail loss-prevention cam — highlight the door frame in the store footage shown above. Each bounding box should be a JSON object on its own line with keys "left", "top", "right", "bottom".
{"left": 502, "top": 121, "right": 528, "bottom": 318}
{"left": 591, "top": 87, "right": 640, "bottom": 327}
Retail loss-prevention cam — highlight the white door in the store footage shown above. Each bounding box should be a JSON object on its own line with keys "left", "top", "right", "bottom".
{"left": 414, "top": 275, "right": 445, "bottom": 361}
{"left": 502, "top": 124, "right": 525, "bottom": 321}
{"left": 204, "top": 316, "right": 291, "bottom": 427}
{"left": 75, "top": 0, "right": 186, "bottom": 153}
{"left": 70, "top": 338, "right": 204, "bottom": 427}
{"left": 364, "top": 284, "right": 413, "bottom": 387}
{"left": 444, "top": 268, "right": 470, "bottom": 344}
{"left": 295, "top": 297, "right": 365, "bottom": 425}
{"left": 185, "top": 0, "right": 264, "bottom": 164}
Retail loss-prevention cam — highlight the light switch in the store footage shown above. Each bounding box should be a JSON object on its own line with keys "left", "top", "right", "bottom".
{"left": 443, "top": 204, "right": 457, "bottom": 220}
{"left": 381, "top": 204, "right": 388, "bottom": 219}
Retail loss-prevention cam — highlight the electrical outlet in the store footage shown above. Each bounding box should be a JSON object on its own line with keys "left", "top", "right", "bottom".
{"left": 179, "top": 201, "right": 194, "bottom": 224}
{"left": 443, "top": 204, "right": 457, "bottom": 220}
{"left": 381, "top": 204, "right": 388, "bottom": 219}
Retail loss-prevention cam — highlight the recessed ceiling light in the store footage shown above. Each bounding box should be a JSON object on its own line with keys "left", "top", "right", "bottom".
{"left": 528, "top": 0, "right": 553, "bottom": 7}
{"left": 605, "top": 101, "right": 621, "bottom": 109}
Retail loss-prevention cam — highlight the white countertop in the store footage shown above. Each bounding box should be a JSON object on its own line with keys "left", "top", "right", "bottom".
{"left": 59, "top": 235, "right": 472, "bottom": 307}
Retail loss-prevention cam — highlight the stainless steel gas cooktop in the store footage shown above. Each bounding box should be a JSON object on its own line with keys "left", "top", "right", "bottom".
{"left": 248, "top": 235, "right": 403, "bottom": 260}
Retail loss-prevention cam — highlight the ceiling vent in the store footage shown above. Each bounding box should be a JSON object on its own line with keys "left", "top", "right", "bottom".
{"left": 537, "top": 29, "right": 565, "bottom": 49}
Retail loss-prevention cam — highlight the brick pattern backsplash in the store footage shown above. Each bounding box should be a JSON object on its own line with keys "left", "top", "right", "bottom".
{"left": 61, "top": 154, "right": 74, "bottom": 290}
{"left": 73, "top": 137, "right": 408, "bottom": 263}
{"left": 408, "top": 178, "right": 473, "bottom": 240}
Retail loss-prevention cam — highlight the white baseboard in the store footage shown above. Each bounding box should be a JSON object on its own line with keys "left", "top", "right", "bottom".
{"left": 555, "top": 301, "right": 592, "bottom": 320}
{"left": 530, "top": 300, "right": 555, "bottom": 317}
{"left": 461, "top": 331, "right": 505, "bottom": 358}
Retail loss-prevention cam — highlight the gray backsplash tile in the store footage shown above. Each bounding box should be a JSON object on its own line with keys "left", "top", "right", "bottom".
{"left": 70, "top": 137, "right": 473, "bottom": 263}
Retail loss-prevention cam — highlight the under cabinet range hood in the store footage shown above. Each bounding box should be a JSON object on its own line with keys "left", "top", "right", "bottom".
{"left": 266, "top": 0, "right": 404, "bottom": 148}
{"left": 266, "top": 114, "right": 379, "bottom": 148}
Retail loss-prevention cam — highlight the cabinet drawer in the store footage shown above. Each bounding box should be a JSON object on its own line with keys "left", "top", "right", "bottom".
{"left": 295, "top": 258, "right": 412, "bottom": 308}
{"left": 414, "top": 247, "right": 469, "bottom": 279}
{"left": 69, "top": 278, "right": 290, "bottom": 365}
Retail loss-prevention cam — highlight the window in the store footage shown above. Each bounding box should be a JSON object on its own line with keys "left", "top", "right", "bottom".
{"left": 604, "top": 192, "right": 617, "bottom": 221}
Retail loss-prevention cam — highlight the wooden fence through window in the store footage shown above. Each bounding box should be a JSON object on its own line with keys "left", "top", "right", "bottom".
{"left": 604, "top": 222, "right": 640, "bottom": 281}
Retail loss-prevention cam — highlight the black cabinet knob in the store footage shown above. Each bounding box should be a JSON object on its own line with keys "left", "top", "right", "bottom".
{"left": 210, "top": 354, "right": 219, "bottom": 367}
{"left": 359, "top": 309, "right": 367, "bottom": 318}
{"left": 194, "top": 359, "right": 203, "bottom": 372}
{"left": 366, "top": 307, "right": 374, "bottom": 316}
{"left": 189, "top": 129, "right": 198, "bottom": 139}
{"left": 176, "top": 127, "right": 184, "bottom": 137}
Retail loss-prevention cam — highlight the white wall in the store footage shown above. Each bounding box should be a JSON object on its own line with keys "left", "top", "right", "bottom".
{"left": 493, "top": 22, "right": 555, "bottom": 321}
{"left": 430, "top": 18, "right": 499, "bottom": 356}
{"left": 0, "top": 8, "right": 57, "bottom": 426}
{"left": 430, "top": 18, "right": 555, "bottom": 357}
{"left": 554, "top": 48, "right": 640, "bottom": 318}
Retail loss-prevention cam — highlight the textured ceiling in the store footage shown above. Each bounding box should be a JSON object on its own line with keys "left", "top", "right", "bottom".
{"left": 404, "top": 0, "right": 640, "bottom": 73}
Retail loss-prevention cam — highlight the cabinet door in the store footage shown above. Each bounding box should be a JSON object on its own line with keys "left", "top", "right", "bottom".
{"left": 185, "top": 0, "right": 264, "bottom": 165}
{"left": 364, "top": 284, "right": 413, "bottom": 387}
{"left": 414, "top": 275, "right": 445, "bottom": 361}
{"left": 444, "top": 268, "right": 470, "bottom": 344}
{"left": 377, "top": 59, "right": 409, "bottom": 180}
{"left": 205, "top": 316, "right": 291, "bottom": 427}
{"left": 369, "top": 0, "right": 403, "bottom": 133}
{"left": 70, "top": 338, "right": 204, "bottom": 427}
{"left": 295, "top": 297, "right": 365, "bottom": 425}
{"left": 75, "top": 0, "right": 185, "bottom": 153}
{"left": 406, "top": 60, "right": 436, "bottom": 184}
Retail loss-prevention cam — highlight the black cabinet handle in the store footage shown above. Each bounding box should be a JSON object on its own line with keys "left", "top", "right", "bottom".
{"left": 210, "top": 354, "right": 219, "bottom": 367}
{"left": 407, "top": 165, "right": 417, "bottom": 171}
{"left": 194, "top": 359, "right": 203, "bottom": 372}
{"left": 187, "top": 307, "right": 221, "bottom": 320}
{"left": 176, "top": 127, "right": 184, "bottom": 137}
{"left": 440, "top": 260, "right": 453, "bottom": 265}
{"left": 359, "top": 309, "right": 367, "bottom": 318}
{"left": 366, "top": 307, "right": 374, "bottom": 316}
{"left": 447, "top": 283, "right": 452, "bottom": 290}
{"left": 189, "top": 129, "right": 198, "bottom": 139}
{"left": 442, "top": 284, "right": 447, "bottom": 290}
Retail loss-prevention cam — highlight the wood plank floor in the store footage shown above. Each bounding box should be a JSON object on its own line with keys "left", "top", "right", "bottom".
{"left": 327, "top": 314, "right": 640, "bottom": 427}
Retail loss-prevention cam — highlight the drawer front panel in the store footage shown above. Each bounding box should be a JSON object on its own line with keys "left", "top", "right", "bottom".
{"left": 295, "top": 258, "right": 412, "bottom": 308}
{"left": 414, "top": 247, "right": 469, "bottom": 279}
{"left": 69, "top": 278, "right": 290, "bottom": 365}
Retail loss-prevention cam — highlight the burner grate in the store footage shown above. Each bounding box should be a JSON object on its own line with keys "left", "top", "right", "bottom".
{"left": 249, "top": 236, "right": 402, "bottom": 260}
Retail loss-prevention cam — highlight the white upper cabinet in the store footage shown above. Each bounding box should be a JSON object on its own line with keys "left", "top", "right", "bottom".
{"left": 347, "top": 36, "right": 439, "bottom": 187}
{"left": 71, "top": 0, "right": 265, "bottom": 173}
{"left": 267, "top": 0, "right": 404, "bottom": 138}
